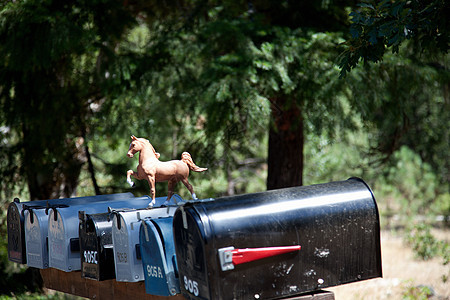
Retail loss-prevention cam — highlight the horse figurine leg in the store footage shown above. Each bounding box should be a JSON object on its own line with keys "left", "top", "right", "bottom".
{"left": 126, "top": 170, "right": 137, "bottom": 187}
{"left": 181, "top": 178, "right": 198, "bottom": 200}
{"left": 163, "top": 179, "right": 176, "bottom": 206}
{"left": 147, "top": 175, "right": 156, "bottom": 208}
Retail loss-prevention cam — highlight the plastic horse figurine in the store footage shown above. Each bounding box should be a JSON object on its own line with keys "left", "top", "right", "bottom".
{"left": 126, "top": 135, "right": 207, "bottom": 207}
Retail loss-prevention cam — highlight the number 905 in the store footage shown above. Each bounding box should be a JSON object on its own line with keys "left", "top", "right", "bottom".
{"left": 184, "top": 275, "right": 199, "bottom": 296}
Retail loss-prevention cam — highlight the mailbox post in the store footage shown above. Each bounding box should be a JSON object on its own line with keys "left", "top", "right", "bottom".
{"left": 172, "top": 178, "right": 382, "bottom": 300}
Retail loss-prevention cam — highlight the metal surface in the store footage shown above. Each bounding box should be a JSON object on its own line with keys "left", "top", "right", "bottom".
{"left": 79, "top": 212, "right": 115, "bottom": 281}
{"left": 7, "top": 193, "right": 133, "bottom": 264}
{"left": 79, "top": 196, "right": 181, "bottom": 281}
{"left": 24, "top": 209, "right": 51, "bottom": 268}
{"left": 112, "top": 202, "right": 179, "bottom": 282}
{"left": 140, "top": 217, "right": 180, "bottom": 296}
{"left": 48, "top": 196, "right": 152, "bottom": 272}
{"left": 173, "top": 178, "right": 382, "bottom": 300}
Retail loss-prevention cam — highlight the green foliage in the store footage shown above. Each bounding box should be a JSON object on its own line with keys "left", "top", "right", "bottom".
{"left": 304, "top": 129, "right": 367, "bottom": 184}
{"left": 406, "top": 224, "right": 448, "bottom": 262}
{"left": 0, "top": 1, "right": 448, "bottom": 296}
{"left": 89, "top": 6, "right": 360, "bottom": 195}
{"left": 339, "top": 0, "right": 449, "bottom": 77}
{"left": 402, "top": 283, "right": 434, "bottom": 300}
{"left": 379, "top": 147, "right": 444, "bottom": 216}
{"left": 0, "top": 0, "right": 138, "bottom": 199}
{"left": 344, "top": 45, "right": 450, "bottom": 188}
{"left": 0, "top": 292, "right": 82, "bottom": 299}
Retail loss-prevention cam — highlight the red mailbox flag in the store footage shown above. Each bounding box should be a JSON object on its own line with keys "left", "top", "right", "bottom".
{"left": 231, "top": 245, "right": 301, "bottom": 265}
{"left": 219, "top": 245, "right": 301, "bottom": 271}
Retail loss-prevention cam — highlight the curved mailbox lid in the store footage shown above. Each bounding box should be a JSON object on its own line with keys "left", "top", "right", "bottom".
{"left": 7, "top": 193, "right": 133, "bottom": 264}
{"left": 140, "top": 217, "right": 180, "bottom": 296}
{"left": 48, "top": 196, "right": 152, "bottom": 272}
{"left": 112, "top": 199, "right": 180, "bottom": 282}
{"left": 173, "top": 178, "right": 382, "bottom": 300}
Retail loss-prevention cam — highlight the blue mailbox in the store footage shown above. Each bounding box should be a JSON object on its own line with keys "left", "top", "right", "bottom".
{"left": 48, "top": 196, "right": 152, "bottom": 272}
{"left": 79, "top": 196, "right": 179, "bottom": 281}
{"left": 140, "top": 217, "right": 180, "bottom": 296}
{"left": 22, "top": 194, "right": 135, "bottom": 269}
{"left": 111, "top": 196, "right": 181, "bottom": 282}
{"left": 7, "top": 193, "right": 133, "bottom": 264}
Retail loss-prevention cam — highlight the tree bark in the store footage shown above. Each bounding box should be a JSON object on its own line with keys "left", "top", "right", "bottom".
{"left": 267, "top": 96, "right": 304, "bottom": 190}
{"left": 85, "top": 142, "right": 101, "bottom": 195}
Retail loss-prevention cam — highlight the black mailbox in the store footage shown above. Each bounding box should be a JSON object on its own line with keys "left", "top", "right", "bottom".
{"left": 7, "top": 193, "right": 133, "bottom": 264}
{"left": 79, "top": 212, "right": 115, "bottom": 281}
{"left": 78, "top": 202, "right": 175, "bottom": 281}
{"left": 173, "top": 178, "right": 382, "bottom": 300}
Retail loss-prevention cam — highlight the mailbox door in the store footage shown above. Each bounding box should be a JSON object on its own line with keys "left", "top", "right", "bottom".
{"left": 113, "top": 213, "right": 143, "bottom": 282}
{"left": 173, "top": 208, "right": 210, "bottom": 299}
{"left": 173, "top": 178, "right": 382, "bottom": 300}
{"left": 48, "top": 209, "right": 70, "bottom": 270}
{"left": 79, "top": 213, "right": 115, "bottom": 281}
{"left": 80, "top": 222, "right": 100, "bottom": 279}
{"left": 7, "top": 202, "right": 26, "bottom": 263}
{"left": 24, "top": 209, "right": 49, "bottom": 268}
{"left": 140, "top": 217, "right": 179, "bottom": 296}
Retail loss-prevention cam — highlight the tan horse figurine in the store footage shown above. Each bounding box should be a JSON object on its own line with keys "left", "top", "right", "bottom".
{"left": 126, "top": 135, "right": 207, "bottom": 207}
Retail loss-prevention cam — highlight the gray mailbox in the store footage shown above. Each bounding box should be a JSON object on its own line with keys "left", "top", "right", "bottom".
{"left": 23, "top": 194, "right": 138, "bottom": 269}
{"left": 48, "top": 196, "right": 152, "bottom": 272}
{"left": 111, "top": 196, "right": 181, "bottom": 282}
{"left": 7, "top": 193, "right": 133, "bottom": 264}
{"left": 78, "top": 196, "right": 180, "bottom": 281}
{"left": 24, "top": 208, "right": 51, "bottom": 268}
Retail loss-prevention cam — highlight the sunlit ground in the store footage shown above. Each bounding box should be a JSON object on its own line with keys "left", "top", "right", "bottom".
{"left": 329, "top": 229, "right": 450, "bottom": 300}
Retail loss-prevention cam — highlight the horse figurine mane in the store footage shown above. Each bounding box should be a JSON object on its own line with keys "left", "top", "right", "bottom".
{"left": 126, "top": 135, "right": 207, "bottom": 207}
{"left": 137, "top": 138, "right": 161, "bottom": 158}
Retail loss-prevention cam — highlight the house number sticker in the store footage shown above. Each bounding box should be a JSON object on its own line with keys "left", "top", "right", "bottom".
{"left": 146, "top": 264, "right": 163, "bottom": 278}
{"left": 184, "top": 275, "right": 199, "bottom": 296}
{"left": 116, "top": 251, "right": 127, "bottom": 263}
{"left": 84, "top": 250, "right": 98, "bottom": 264}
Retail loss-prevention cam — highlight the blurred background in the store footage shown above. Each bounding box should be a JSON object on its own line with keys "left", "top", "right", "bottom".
{"left": 0, "top": 0, "right": 448, "bottom": 299}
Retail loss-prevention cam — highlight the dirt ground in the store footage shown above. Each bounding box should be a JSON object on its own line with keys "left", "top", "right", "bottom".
{"left": 328, "top": 230, "right": 450, "bottom": 300}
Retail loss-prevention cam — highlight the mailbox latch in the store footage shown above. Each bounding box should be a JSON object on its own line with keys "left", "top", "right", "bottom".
{"left": 218, "top": 245, "right": 301, "bottom": 271}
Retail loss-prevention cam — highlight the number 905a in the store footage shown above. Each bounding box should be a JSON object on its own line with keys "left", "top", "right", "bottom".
{"left": 184, "top": 275, "right": 199, "bottom": 296}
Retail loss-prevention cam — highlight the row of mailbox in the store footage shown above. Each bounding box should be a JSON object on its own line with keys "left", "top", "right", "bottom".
{"left": 8, "top": 193, "right": 181, "bottom": 296}
{"left": 8, "top": 178, "right": 382, "bottom": 300}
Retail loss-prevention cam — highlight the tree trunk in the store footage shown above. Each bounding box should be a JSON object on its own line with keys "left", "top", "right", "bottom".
{"left": 85, "top": 142, "right": 101, "bottom": 195}
{"left": 267, "top": 96, "right": 304, "bottom": 190}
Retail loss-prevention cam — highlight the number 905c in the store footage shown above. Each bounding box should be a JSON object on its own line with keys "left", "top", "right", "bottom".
{"left": 184, "top": 275, "right": 199, "bottom": 296}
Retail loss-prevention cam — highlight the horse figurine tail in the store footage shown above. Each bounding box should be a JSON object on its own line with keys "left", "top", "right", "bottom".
{"left": 181, "top": 152, "right": 208, "bottom": 172}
